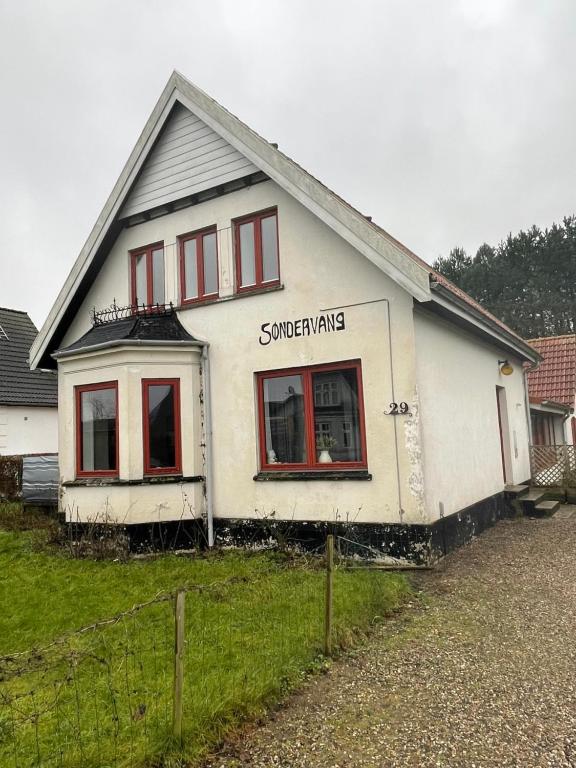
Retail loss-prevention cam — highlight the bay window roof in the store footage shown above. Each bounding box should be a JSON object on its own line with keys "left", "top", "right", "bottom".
{"left": 53, "top": 307, "right": 201, "bottom": 359}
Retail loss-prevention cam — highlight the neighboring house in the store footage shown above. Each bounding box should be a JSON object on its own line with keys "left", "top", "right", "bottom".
{"left": 0, "top": 308, "right": 58, "bottom": 455}
{"left": 30, "top": 72, "right": 540, "bottom": 558}
{"left": 528, "top": 334, "right": 576, "bottom": 445}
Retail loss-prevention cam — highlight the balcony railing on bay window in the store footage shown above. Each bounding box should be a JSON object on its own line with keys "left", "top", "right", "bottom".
{"left": 91, "top": 301, "right": 174, "bottom": 326}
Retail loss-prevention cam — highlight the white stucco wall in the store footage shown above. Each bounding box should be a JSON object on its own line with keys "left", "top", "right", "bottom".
{"left": 59, "top": 180, "right": 426, "bottom": 526}
{"left": 57, "top": 178, "right": 534, "bottom": 528}
{"left": 0, "top": 406, "right": 58, "bottom": 455}
{"left": 415, "top": 309, "right": 531, "bottom": 519}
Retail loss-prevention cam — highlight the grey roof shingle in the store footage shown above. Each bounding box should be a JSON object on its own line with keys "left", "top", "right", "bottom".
{"left": 0, "top": 308, "right": 58, "bottom": 407}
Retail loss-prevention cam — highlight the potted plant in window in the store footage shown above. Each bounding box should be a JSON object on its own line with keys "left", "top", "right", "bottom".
{"left": 317, "top": 435, "right": 337, "bottom": 464}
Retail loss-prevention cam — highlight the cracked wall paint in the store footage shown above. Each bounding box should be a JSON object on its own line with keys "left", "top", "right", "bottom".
{"left": 404, "top": 386, "right": 426, "bottom": 520}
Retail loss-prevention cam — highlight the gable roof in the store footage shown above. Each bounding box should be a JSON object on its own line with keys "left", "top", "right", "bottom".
{"left": 0, "top": 308, "right": 58, "bottom": 407}
{"left": 527, "top": 334, "right": 576, "bottom": 407}
{"left": 30, "top": 71, "right": 538, "bottom": 369}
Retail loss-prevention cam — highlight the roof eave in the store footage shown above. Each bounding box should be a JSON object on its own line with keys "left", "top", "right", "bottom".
{"left": 428, "top": 282, "right": 541, "bottom": 363}
{"left": 169, "top": 74, "right": 431, "bottom": 302}
{"left": 529, "top": 399, "right": 572, "bottom": 415}
{"left": 31, "top": 78, "right": 181, "bottom": 370}
{"left": 52, "top": 338, "right": 205, "bottom": 360}
{"left": 0, "top": 400, "right": 58, "bottom": 408}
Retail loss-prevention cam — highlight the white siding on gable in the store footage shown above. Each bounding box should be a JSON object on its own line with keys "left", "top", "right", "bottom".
{"left": 120, "top": 103, "right": 259, "bottom": 218}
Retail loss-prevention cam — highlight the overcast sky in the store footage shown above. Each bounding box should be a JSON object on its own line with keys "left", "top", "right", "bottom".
{"left": 0, "top": 0, "right": 574, "bottom": 328}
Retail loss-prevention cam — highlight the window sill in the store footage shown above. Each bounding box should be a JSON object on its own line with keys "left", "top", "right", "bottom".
{"left": 254, "top": 470, "right": 372, "bottom": 481}
{"left": 175, "top": 283, "right": 284, "bottom": 310}
{"left": 64, "top": 475, "right": 203, "bottom": 487}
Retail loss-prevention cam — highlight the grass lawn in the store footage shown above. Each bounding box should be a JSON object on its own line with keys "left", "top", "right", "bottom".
{"left": 0, "top": 506, "right": 412, "bottom": 767}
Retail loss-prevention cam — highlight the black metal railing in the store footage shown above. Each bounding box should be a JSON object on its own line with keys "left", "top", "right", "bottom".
{"left": 91, "top": 300, "right": 174, "bottom": 326}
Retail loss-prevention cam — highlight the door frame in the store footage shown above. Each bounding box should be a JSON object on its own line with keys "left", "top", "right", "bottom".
{"left": 496, "top": 386, "right": 513, "bottom": 483}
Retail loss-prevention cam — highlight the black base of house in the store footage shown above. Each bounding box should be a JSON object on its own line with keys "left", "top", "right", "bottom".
{"left": 63, "top": 490, "right": 518, "bottom": 562}
{"left": 66, "top": 517, "right": 207, "bottom": 554}
{"left": 213, "top": 490, "right": 518, "bottom": 564}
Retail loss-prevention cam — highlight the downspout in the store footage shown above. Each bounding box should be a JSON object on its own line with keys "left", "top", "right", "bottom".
{"left": 201, "top": 344, "right": 214, "bottom": 547}
{"left": 523, "top": 360, "right": 539, "bottom": 480}
{"left": 523, "top": 360, "right": 539, "bottom": 446}
{"left": 321, "top": 297, "right": 404, "bottom": 519}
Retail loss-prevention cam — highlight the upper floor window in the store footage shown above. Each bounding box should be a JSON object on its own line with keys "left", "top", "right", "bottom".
{"left": 234, "top": 209, "right": 279, "bottom": 292}
{"left": 75, "top": 381, "right": 118, "bottom": 477}
{"left": 179, "top": 227, "right": 218, "bottom": 304}
{"left": 130, "top": 242, "right": 165, "bottom": 306}
{"left": 142, "top": 379, "right": 182, "bottom": 475}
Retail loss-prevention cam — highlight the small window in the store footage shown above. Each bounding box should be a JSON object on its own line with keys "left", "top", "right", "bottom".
{"left": 130, "top": 242, "right": 165, "bottom": 306}
{"left": 76, "top": 382, "right": 118, "bottom": 476}
{"left": 179, "top": 227, "right": 218, "bottom": 304}
{"left": 142, "top": 379, "right": 181, "bottom": 474}
{"left": 234, "top": 209, "right": 279, "bottom": 291}
{"left": 257, "top": 361, "right": 366, "bottom": 470}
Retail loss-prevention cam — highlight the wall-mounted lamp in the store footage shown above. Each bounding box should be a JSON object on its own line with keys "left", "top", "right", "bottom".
{"left": 498, "top": 359, "right": 514, "bottom": 376}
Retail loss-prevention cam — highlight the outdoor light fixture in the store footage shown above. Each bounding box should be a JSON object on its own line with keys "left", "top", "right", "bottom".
{"left": 498, "top": 360, "right": 514, "bottom": 376}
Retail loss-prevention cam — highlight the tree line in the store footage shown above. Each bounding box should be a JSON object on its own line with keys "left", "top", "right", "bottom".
{"left": 433, "top": 216, "right": 576, "bottom": 339}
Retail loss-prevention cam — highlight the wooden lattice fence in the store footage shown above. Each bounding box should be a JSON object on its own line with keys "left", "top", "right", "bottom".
{"left": 530, "top": 445, "right": 576, "bottom": 487}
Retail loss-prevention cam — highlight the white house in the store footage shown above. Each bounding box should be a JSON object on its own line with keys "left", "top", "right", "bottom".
{"left": 30, "top": 72, "right": 540, "bottom": 559}
{"left": 0, "top": 308, "right": 58, "bottom": 456}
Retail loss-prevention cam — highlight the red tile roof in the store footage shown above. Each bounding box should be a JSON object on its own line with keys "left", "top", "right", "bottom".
{"left": 527, "top": 334, "right": 576, "bottom": 406}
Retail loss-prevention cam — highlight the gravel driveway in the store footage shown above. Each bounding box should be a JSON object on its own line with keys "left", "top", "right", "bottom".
{"left": 206, "top": 508, "right": 576, "bottom": 767}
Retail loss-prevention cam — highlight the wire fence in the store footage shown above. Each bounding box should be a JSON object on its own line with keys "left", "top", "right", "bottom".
{"left": 0, "top": 538, "right": 408, "bottom": 767}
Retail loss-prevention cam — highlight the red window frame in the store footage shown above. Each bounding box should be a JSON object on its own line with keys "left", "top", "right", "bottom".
{"left": 130, "top": 241, "right": 165, "bottom": 306}
{"left": 234, "top": 208, "right": 280, "bottom": 292}
{"left": 75, "top": 381, "right": 119, "bottom": 478}
{"left": 142, "top": 378, "right": 182, "bottom": 475}
{"left": 256, "top": 360, "right": 367, "bottom": 471}
{"left": 179, "top": 226, "right": 219, "bottom": 305}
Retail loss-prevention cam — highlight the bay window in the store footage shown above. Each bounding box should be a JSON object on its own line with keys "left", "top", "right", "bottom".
{"left": 257, "top": 361, "right": 366, "bottom": 470}
{"left": 235, "top": 209, "right": 279, "bottom": 291}
{"left": 142, "top": 379, "right": 181, "bottom": 474}
{"left": 179, "top": 227, "right": 218, "bottom": 303}
{"left": 130, "top": 242, "right": 165, "bottom": 306}
{"left": 76, "top": 382, "right": 118, "bottom": 476}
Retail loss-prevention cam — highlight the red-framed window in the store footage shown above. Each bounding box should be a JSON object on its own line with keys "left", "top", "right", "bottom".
{"left": 179, "top": 227, "right": 218, "bottom": 304}
{"left": 256, "top": 360, "right": 367, "bottom": 471}
{"left": 142, "top": 379, "right": 182, "bottom": 475}
{"left": 130, "top": 242, "right": 165, "bottom": 306}
{"left": 75, "top": 381, "right": 119, "bottom": 477}
{"left": 234, "top": 208, "right": 279, "bottom": 292}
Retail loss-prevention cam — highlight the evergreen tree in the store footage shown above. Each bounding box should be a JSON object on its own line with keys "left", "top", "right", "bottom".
{"left": 433, "top": 216, "right": 576, "bottom": 338}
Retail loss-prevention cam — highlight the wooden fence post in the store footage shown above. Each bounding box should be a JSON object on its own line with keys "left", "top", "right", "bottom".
{"left": 324, "top": 534, "right": 334, "bottom": 657}
{"left": 172, "top": 590, "right": 186, "bottom": 743}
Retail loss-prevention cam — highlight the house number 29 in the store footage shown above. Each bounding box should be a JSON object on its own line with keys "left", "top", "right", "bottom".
{"left": 385, "top": 402, "right": 411, "bottom": 416}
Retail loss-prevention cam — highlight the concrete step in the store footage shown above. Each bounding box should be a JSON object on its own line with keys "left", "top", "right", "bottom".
{"left": 533, "top": 500, "right": 560, "bottom": 518}
{"left": 520, "top": 489, "right": 547, "bottom": 515}
{"left": 504, "top": 484, "right": 529, "bottom": 498}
